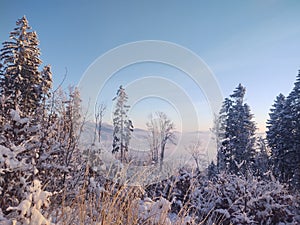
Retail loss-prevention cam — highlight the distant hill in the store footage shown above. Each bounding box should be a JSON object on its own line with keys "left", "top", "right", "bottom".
{"left": 80, "top": 121, "right": 217, "bottom": 167}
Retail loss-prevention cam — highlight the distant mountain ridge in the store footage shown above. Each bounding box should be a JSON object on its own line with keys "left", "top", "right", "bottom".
{"left": 81, "top": 121, "right": 217, "bottom": 164}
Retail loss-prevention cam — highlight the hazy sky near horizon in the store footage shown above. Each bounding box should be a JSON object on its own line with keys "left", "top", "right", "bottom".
{"left": 1, "top": 0, "right": 300, "bottom": 132}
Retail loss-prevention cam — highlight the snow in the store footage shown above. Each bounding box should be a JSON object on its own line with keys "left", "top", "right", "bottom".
{"left": 6, "top": 180, "right": 53, "bottom": 225}
{"left": 135, "top": 197, "right": 172, "bottom": 225}
{"left": 215, "top": 208, "right": 230, "bottom": 219}
{"left": 0, "top": 145, "right": 28, "bottom": 173}
{"left": 10, "top": 109, "right": 21, "bottom": 122}
{"left": 1, "top": 58, "right": 299, "bottom": 224}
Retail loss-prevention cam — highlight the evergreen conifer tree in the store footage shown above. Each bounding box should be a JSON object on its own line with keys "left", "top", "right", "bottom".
{"left": 0, "top": 16, "right": 51, "bottom": 115}
{"left": 112, "top": 86, "right": 133, "bottom": 163}
{"left": 267, "top": 72, "right": 300, "bottom": 188}
{"left": 0, "top": 17, "right": 54, "bottom": 212}
{"left": 217, "top": 84, "right": 257, "bottom": 176}
{"left": 266, "top": 94, "right": 287, "bottom": 182}
{"left": 284, "top": 73, "right": 300, "bottom": 188}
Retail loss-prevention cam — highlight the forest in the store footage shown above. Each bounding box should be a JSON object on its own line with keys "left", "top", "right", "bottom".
{"left": 0, "top": 16, "right": 299, "bottom": 225}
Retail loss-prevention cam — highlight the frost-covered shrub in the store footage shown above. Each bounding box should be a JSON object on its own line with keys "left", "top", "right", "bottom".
{"left": 191, "top": 172, "right": 300, "bottom": 224}
{"left": 0, "top": 110, "right": 54, "bottom": 224}
{"left": 0, "top": 108, "right": 40, "bottom": 213}
{"left": 146, "top": 168, "right": 300, "bottom": 224}
{"left": 36, "top": 87, "right": 84, "bottom": 195}
{"left": 0, "top": 90, "right": 84, "bottom": 212}
{"left": 134, "top": 197, "right": 172, "bottom": 225}
{"left": 6, "top": 179, "right": 52, "bottom": 225}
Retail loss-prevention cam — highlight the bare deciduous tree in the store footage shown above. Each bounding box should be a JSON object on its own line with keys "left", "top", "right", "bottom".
{"left": 94, "top": 103, "right": 106, "bottom": 145}
{"left": 186, "top": 141, "right": 208, "bottom": 172}
{"left": 147, "top": 113, "right": 160, "bottom": 164}
{"left": 147, "top": 112, "right": 176, "bottom": 169}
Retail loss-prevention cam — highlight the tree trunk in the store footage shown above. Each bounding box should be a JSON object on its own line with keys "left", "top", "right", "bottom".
{"left": 160, "top": 142, "right": 166, "bottom": 170}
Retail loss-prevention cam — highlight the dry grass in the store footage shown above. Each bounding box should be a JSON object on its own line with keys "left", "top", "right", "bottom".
{"left": 46, "top": 176, "right": 225, "bottom": 225}
{"left": 49, "top": 185, "right": 167, "bottom": 224}
{"left": 44, "top": 162, "right": 228, "bottom": 225}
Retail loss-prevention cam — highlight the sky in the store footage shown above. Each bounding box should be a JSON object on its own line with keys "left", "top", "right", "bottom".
{"left": 1, "top": 0, "right": 300, "bottom": 132}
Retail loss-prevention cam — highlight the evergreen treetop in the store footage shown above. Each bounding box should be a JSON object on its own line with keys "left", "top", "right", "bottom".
{"left": 217, "top": 84, "right": 257, "bottom": 176}
{"left": 0, "top": 16, "right": 52, "bottom": 116}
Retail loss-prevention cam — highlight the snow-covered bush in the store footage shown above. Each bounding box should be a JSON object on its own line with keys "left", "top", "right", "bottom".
{"left": 29, "top": 87, "right": 86, "bottom": 204}
{"left": 6, "top": 179, "right": 52, "bottom": 225}
{"left": 146, "top": 167, "right": 300, "bottom": 224}
{"left": 0, "top": 108, "right": 39, "bottom": 213}
{"left": 0, "top": 90, "right": 85, "bottom": 219}
{"left": 192, "top": 172, "right": 300, "bottom": 224}
{"left": 134, "top": 197, "right": 172, "bottom": 225}
{"left": 0, "top": 110, "right": 54, "bottom": 224}
{"left": 146, "top": 167, "right": 201, "bottom": 216}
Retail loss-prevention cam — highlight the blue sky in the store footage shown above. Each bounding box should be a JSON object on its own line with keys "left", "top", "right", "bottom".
{"left": 1, "top": 0, "right": 300, "bottom": 132}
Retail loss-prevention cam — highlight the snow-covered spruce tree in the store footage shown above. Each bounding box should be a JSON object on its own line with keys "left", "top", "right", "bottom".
{"left": 266, "top": 93, "right": 289, "bottom": 182}
{"left": 283, "top": 72, "right": 300, "bottom": 189}
{"left": 267, "top": 72, "right": 300, "bottom": 189}
{"left": 216, "top": 98, "right": 233, "bottom": 172}
{"left": 0, "top": 16, "right": 51, "bottom": 116}
{"left": 112, "top": 85, "right": 133, "bottom": 163}
{"left": 217, "top": 84, "right": 257, "bottom": 176}
{"left": 0, "top": 17, "right": 53, "bottom": 217}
